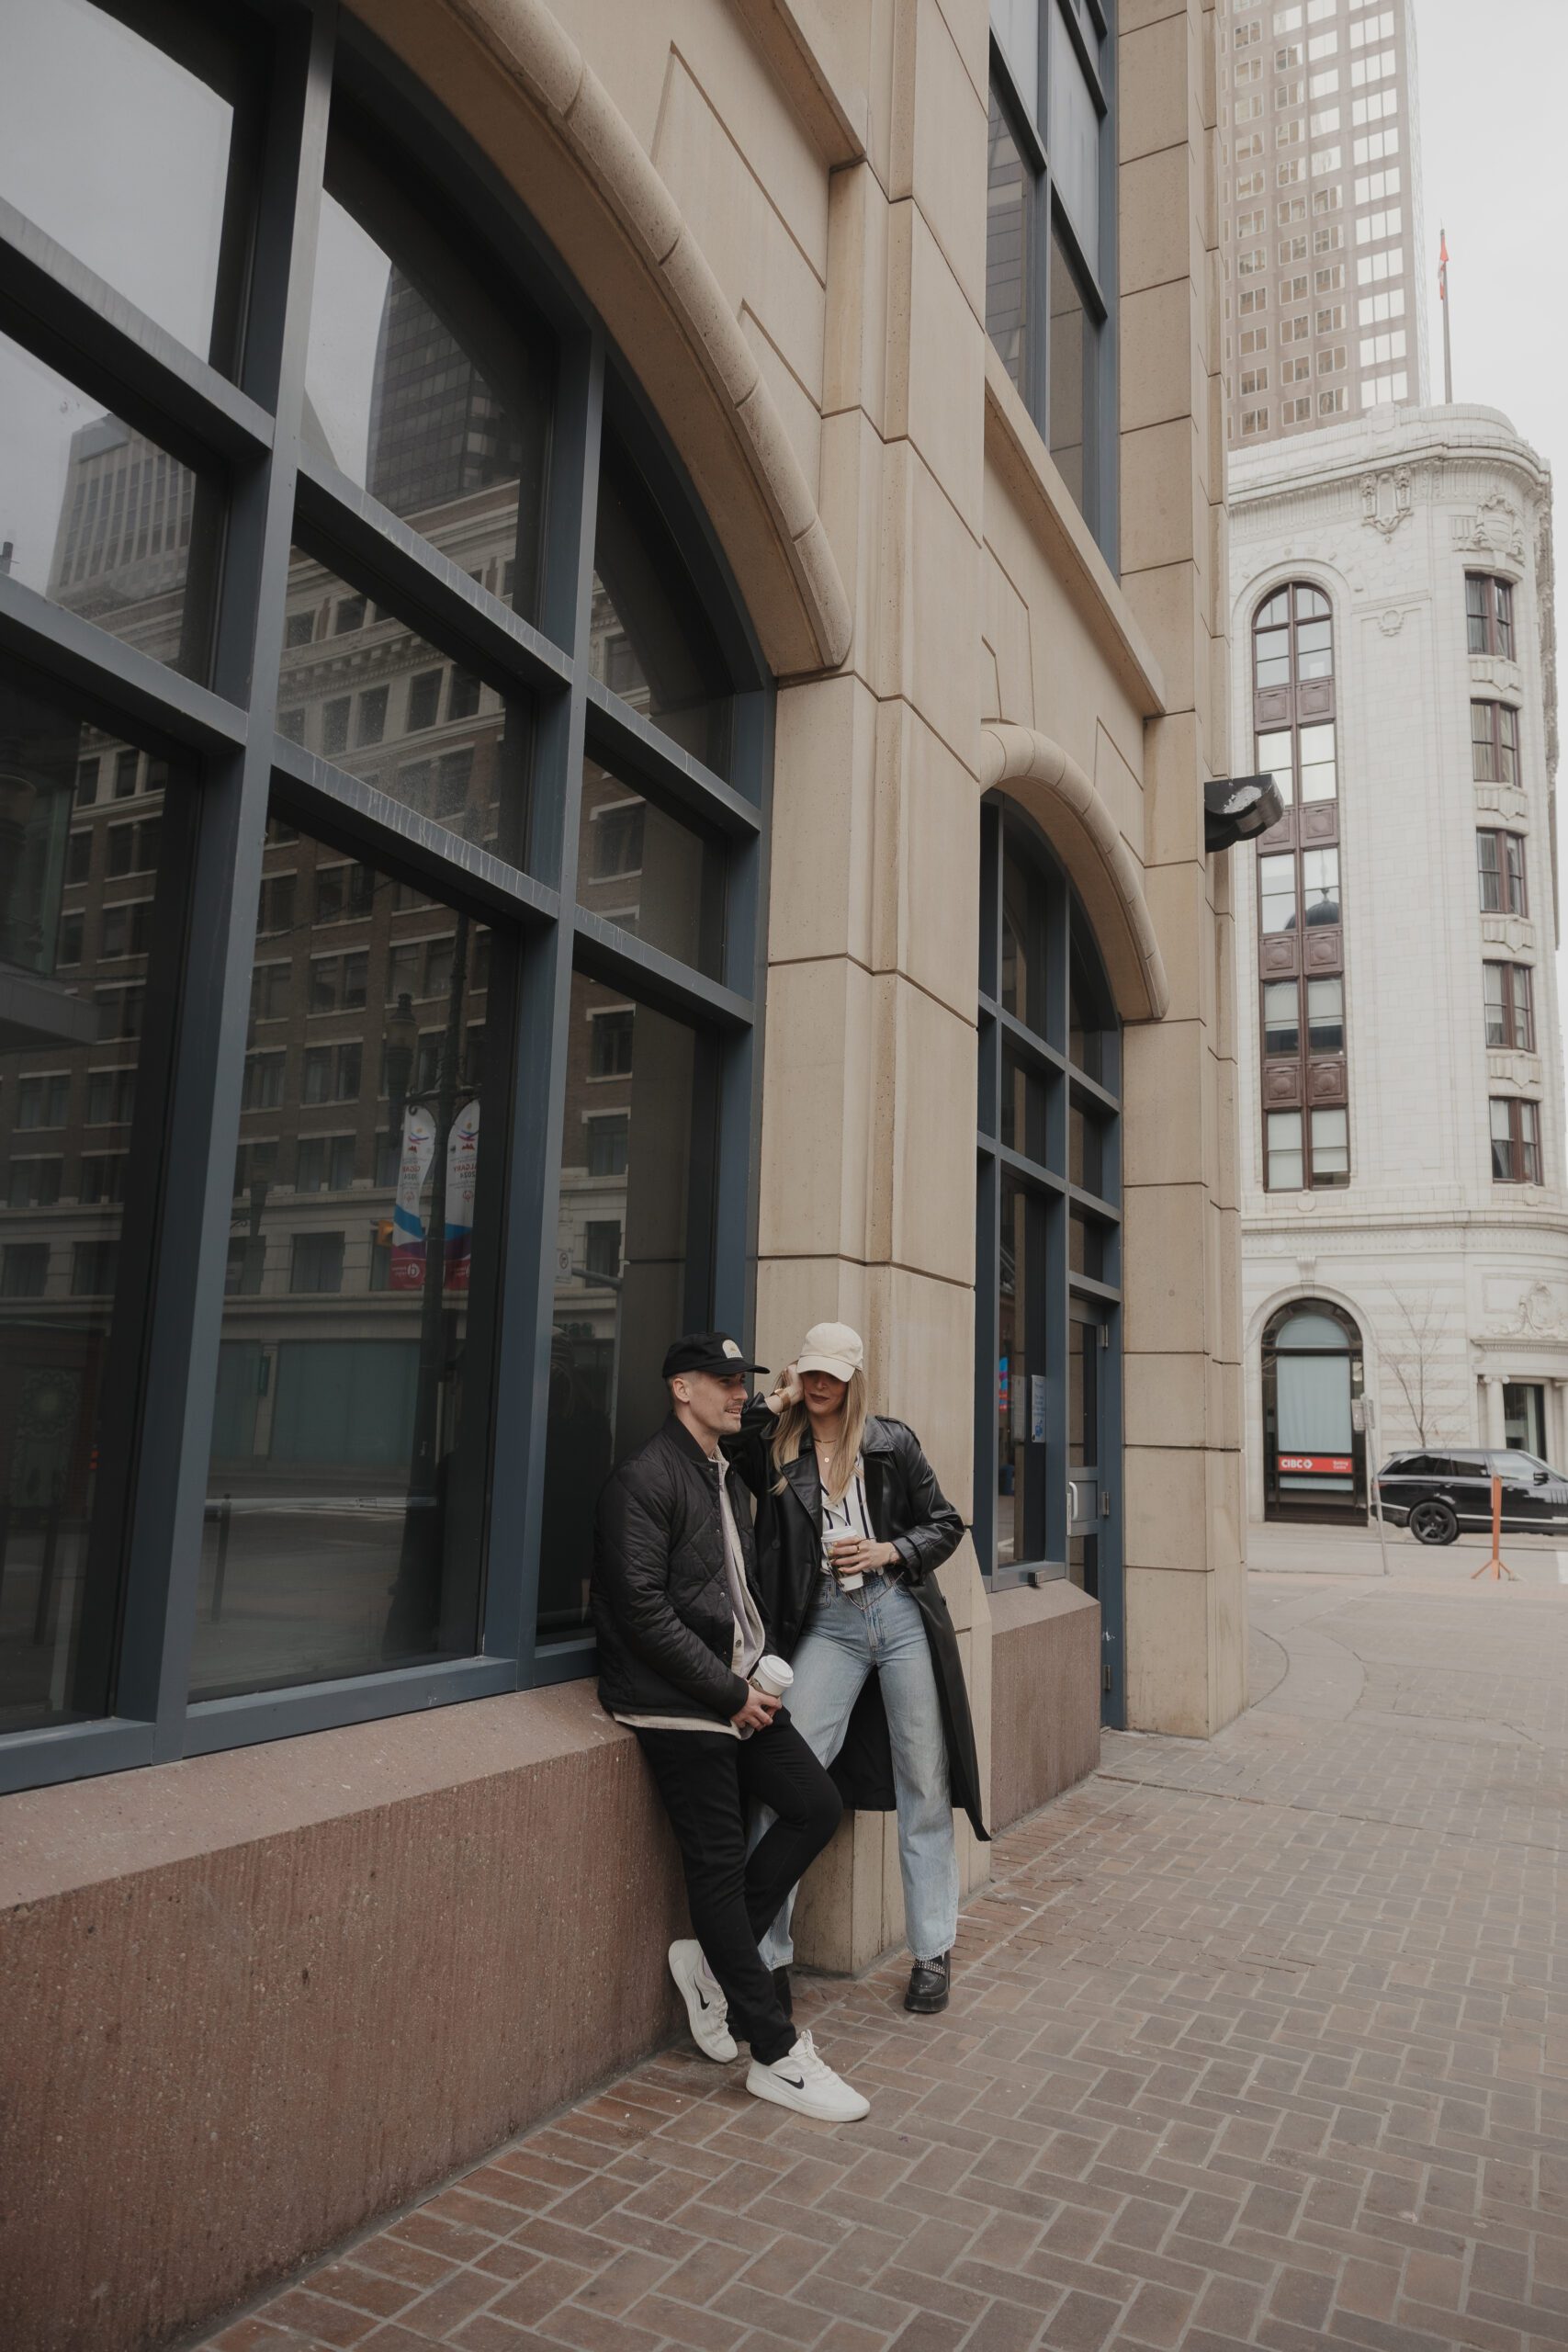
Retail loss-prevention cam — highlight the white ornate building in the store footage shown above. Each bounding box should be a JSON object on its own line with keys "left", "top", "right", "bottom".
{"left": 1229, "top": 403, "right": 1566, "bottom": 1521}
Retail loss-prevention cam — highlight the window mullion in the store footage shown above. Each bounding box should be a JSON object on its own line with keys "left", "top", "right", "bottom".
{"left": 117, "top": 3, "right": 338, "bottom": 1759}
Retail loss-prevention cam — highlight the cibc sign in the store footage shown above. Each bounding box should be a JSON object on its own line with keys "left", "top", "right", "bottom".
{"left": 1278, "top": 1453, "right": 1353, "bottom": 1475}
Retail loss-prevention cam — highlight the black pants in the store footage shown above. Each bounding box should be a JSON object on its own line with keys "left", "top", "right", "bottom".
{"left": 636, "top": 1712, "right": 841, "bottom": 2065}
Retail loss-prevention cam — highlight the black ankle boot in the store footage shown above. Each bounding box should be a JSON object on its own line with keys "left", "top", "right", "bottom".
{"left": 773, "top": 1965, "right": 793, "bottom": 2022}
{"left": 904, "top": 1952, "right": 950, "bottom": 2014}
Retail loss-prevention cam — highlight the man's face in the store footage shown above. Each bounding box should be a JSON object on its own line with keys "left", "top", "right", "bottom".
{"left": 675, "top": 1369, "right": 747, "bottom": 1440}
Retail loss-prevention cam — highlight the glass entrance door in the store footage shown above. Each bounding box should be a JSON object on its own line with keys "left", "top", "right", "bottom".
{"left": 1067, "top": 1301, "right": 1102, "bottom": 1596}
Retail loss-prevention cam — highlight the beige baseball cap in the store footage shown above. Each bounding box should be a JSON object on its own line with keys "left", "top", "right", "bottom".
{"left": 796, "top": 1321, "right": 864, "bottom": 1382}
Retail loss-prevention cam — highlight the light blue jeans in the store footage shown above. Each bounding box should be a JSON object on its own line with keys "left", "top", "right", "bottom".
{"left": 756, "top": 1573, "right": 959, "bottom": 1968}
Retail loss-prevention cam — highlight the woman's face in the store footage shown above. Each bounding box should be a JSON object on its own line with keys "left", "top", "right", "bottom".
{"left": 801, "top": 1369, "right": 848, "bottom": 1417}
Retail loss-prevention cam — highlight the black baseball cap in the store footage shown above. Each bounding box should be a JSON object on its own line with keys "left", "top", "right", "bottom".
{"left": 661, "top": 1331, "right": 768, "bottom": 1380}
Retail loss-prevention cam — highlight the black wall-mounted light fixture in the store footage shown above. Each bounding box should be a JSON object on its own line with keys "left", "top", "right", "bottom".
{"left": 1204, "top": 772, "right": 1284, "bottom": 854}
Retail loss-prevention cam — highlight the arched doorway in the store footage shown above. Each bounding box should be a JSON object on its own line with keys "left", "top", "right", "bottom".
{"left": 975, "top": 795, "right": 1125, "bottom": 1721}
{"left": 1262, "top": 1299, "right": 1367, "bottom": 1520}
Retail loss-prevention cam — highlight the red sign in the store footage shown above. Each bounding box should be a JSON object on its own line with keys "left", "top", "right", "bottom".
{"left": 1278, "top": 1453, "right": 1353, "bottom": 1475}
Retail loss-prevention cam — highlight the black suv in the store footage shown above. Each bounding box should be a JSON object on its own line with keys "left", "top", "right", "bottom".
{"left": 1375, "top": 1449, "right": 1568, "bottom": 1544}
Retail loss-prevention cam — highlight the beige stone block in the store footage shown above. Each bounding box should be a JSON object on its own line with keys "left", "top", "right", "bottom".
{"left": 1122, "top": 1182, "right": 1209, "bottom": 1356}
{"left": 1124, "top": 1564, "right": 1214, "bottom": 1736}
{"left": 1141, "top": 856, "right": 1207, "bottom": 1023}
{"left": 874, "top": 977, "right": 976, "bottom": 1288}
{"left": 1122, "top": 1019, "right": 1206, "bottom": 1187}
{"left": 872, "top": 703, "right": 982, "bottom": 1020}
{"left": 983, "top": 546, "right": 1035, "bottom": 728}
{"left": 1118, "top": 145, "right": 1200, "bottom": 299}
{"left": 931, "top": 0, "right": 988, "bottom": 102}
{"left": 889, "top": 0, "right": 987, "bottom": 319}
{"left": 754, "top": 1258, "right": 870, "bottom": 1382}
{"left": 1117, "top": 0, "right": 1200, "bottom": 30}
{"left": 1119, "top": 279, "right": 1201, "bottom": 435}
{"left": 758, "top": 957, "right": 874, "bottom": 1261}
{"left": 886, "top": 203, "right": 985, "bottom": 533}
{"left": 882, "top": 441, "right": 984, "bottom": 766}
{"left": 824, "top": 161, "right": 889, "bottom": 432}
{"left": 1124, "top": 1350, "right": 1209, "bottom": 1450}
{"left": 741, "top": 308, "right": 822, "bottom": 495}
{"left": 1121, "top": 417, "right": 1204, "bottom": 575}
{"left": 1120, "top": 565, "right": 1200, "bottom": 718}
{"left": 770, "top": 673, "right": 877, "bottom": 967}
{"left": 1141, "top": 711, "right": 1203, "bottom": 869}
{"left": 818, "top": 405, "right": 886, "bottom": 698}
{"left": 1208, "top": 1547, "right": 1248, "bottom": 1729}
{"left": 860, "top": 1262, "right": 976, "bottom": 1518}
{"left": 1125, "top": 1443, "right": 1209, "bottom": 1571}
{"left": 1118, "top": 11, "right": 1193, "bottom": 165}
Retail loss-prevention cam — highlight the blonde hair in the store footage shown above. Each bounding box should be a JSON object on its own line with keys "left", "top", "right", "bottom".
{"left": 771, "top": 1367, "right": 869, "bottom": 1505}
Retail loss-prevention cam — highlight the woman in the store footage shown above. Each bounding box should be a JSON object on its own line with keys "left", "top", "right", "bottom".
{"left": 734, "top": 1321, "right": 988, "bottom": 2016}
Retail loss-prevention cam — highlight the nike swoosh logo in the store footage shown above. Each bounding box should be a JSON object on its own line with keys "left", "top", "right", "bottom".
{"left": 775, "top": 2072, "right": 806, "bottom": 2087}
{"left": 694, "top": 1990, "right": 710, "bottom": 2011}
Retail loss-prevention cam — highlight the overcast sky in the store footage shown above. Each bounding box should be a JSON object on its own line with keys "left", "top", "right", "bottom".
{"left": 1411, "top": 0, "right": 1568, "bottom": 1109}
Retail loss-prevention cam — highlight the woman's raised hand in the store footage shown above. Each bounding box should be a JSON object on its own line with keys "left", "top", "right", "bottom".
{"left": 767, "top": 1361, "right": 803, "bottom": 1410}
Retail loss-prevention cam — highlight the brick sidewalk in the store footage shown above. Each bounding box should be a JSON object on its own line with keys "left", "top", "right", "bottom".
{"left": 200, "top": 1572, "right": 1568, "bottom": 2352}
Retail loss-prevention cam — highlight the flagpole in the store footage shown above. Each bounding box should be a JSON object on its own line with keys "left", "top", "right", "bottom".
{"left": 1439, "top": 224, "right": 1453, "bottom": 403}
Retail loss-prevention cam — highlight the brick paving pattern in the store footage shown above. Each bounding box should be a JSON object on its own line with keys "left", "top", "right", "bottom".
{"left": 200, "top": 1567, "right": 1568, "bottom": 2352}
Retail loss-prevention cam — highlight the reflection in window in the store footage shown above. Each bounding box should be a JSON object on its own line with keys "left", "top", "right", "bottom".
{"left": 1306, "top": 976, "right": 1344, "bottom": 1053}
{"left": 540, "top": 978, "right": 706, "bottom": 1639}
{"left": 1266, "top": 1109, "right": 1303, "bottom": 1191}
{"left": 1263, "top": 980, "right": 1300, "bottom": 1056}
{"left": 1301, "top": 846, "right": 1339, "bottom": 926}
{"left": 1483, "top": 963, "right": 1534, "bottom": 1054}
{"left": 1466, "top": 572, "right": 1515, "bottom": 660}
{"left": 0, "top": 330, "right": 217, "bottom": 683}
{"left": 1490, "top": 1097, "right": 1541, "bottom": 1185}
{"left": 1259, "top": 854, "right": 1296, "bottom": 933}
{"left": 575, "top": 755, "right": 726, "bottom": 977}
{"left": 1476, "top": 830, "right": 1527, "bottom": 917}
{"left": 987, "top": 88, "right": 1030, "bottom": 397}
{"left": 280, "top": 546, "right": 531, "bottom": 864}
{"left": 0, "top": 0, "right": 237, "bottom": 360}
{"left": 191, "top": 812, "right": 502, "bottom": 1700}
{"left": 1048, "top": 229, "right": 1089, "bottom": 504}
{"left": 591, "top": 427, "right": 735, "bottom": 775}
{"left": 0, "top": 679, "right": 179, "bottom": 1733}
{"left": 303, "top": 115, "right": 552, "bottom": 619}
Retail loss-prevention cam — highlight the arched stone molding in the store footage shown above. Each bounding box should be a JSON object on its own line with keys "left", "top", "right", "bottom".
{"left": 978, "top": 723, "right": 1169, "bottom": 1023}
{"left": 1231, "top": 555, "right": 1352, "bottom": 647}
{"left": 348, "top": 0, "right": 852, "bottom": 679}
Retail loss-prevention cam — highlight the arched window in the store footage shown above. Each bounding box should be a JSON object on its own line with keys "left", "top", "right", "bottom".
{"left": 0, "top": 0, "right": 770, "bottom": 1788}
{"left": 1261, "top": 1298, "right": 1365, "bottom": 1521}
{"left": 975, "top": 797, "right": 1124, "bottom": 1720}
{"left": 1251, "top": 583, "right": 1348, "bottom": 1193}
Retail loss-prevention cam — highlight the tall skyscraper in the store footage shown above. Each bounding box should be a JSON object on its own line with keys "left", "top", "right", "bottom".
{"left": 1218, "top": 0, "right": 1431, "bottom": 450}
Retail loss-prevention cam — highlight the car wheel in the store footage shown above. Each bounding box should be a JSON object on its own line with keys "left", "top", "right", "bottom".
{"left": 1409, "top": 1498, "right": 1459, "bottom": 1547}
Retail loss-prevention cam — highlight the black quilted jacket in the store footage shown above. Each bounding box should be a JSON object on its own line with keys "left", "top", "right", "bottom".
{"left": 592, "top": 1414, "right": 769, "bottom": 1726}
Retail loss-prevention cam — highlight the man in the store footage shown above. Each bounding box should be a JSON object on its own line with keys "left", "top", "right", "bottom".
{"left": 592, "top": 1332, "right": 869, "bottom": 2123}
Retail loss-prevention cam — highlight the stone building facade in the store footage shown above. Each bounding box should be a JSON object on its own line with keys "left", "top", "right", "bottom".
{"left": 1229, "top": 402, "right": 1565, "bottom": 1520}
{"left": 0, "top": 1, "right": 1245, "bottom": 2343}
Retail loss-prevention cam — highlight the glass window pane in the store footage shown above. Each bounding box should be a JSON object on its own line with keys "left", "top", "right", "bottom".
{"left": 0, "top": 330, "right": 218, "bottom": 682}
{"left": 191, "top": 816, "right": 505, "bottom": 1700}
{"left": 1310, "top": 1106, "right": 1349, "bottom": 1182}
{"left": 1048, "top": 225, "right": 1089, "bottom": 511}
{"left": 1257, "top": 729, "right": 1294, "bottom": 805}
{"left": 591, "top": 425, "right": 734, "bottom": 776}
{"left": 1490, "top": 1098, "right": 1513, "bottom": 1180}
{"left": 1483, "top": 964, "right": 1506, "bottom": 1047}
{"left": 1521, "top": 1101, "right": 1541, "bottom": 1182}
{"left": 1048, "top": 0, "right": 1100, "bottom": 262}
{"left": 997, "top": 1178, "right": 1030, "bottom": 1567}
{"left": 1298, "top": 722, "right": 1337, "bottom": 800}
{"left": 1254, "top": 626, "right": 1292, "bottom": 688}
{"left": 1302, "top": 846, "right": 1340, "bottom": 925}
{"left": 1067, "top": 1211, "right": 1104, "bottom": 1278}
{"left": 0, "top": 0, "right": 235, "bottom": 359}
{"left": 1305, "top": 976, "right": 1344, "bottom": 1052}
{"left": 1472, "top": 702, "right": 1495, "bottom": 782}
{"left": 1000, "top": 838, "right": 1048, "bottom": 1034}
{"left": 576, "top": 754, "right": 725, "bottom": 978}
{"left": 1259, "top": 854, "right": 1297, "bottom": 933}
{"left": 1266, "top": 1110, "right": 1303, "bottom": 1191}
{"left": 281, "top": 547, "right": 531, "bottom": 864}
{"left": 987, "top": 85, "right": 1031, "bottom": 401}
{"left": 0, "top": 678, "right": 183, "bottom": 1733}
{"left": 541, "top": 978, "right": 707, "bottom": 1640}
{"left": 1513, "top": 964, "right": 1534, "bottom": 1052}
{"left": 1001, "top": 1048, "right": 1049, "bottom": 1164}
{"left": 1263, "top": 980, "right": 1300, "bottom": 1056}
{"left": 1068, "top": 1099, "right": 1106, "bottom": 1195}
{"left": 992, "top": 0, "right": 1040, "bottom": 130}
{"left": 1295, "top": 616, "right": 1333, "bottom": 678}
{"left": 1505, "top": 834, "right": 1527, "bottom": 914}
{"left": 1477, "top": 831, "right": 1502, "bottom": 911}
{"left": 303, "top": 119, "right": 553, "bottom": 621}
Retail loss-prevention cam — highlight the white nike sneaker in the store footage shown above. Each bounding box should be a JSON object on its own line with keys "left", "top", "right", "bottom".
{"left": 668, "top": 1939, "right": 738, "bottom": 2063}
{"left": 746, "top": 2031, "right": 871, "bottom": 2122}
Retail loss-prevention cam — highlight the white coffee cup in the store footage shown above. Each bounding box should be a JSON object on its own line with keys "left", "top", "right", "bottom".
{"left": 825, "top": 1537, "right": 863, "bottom": 1592}
{"left": 751, "top": 1654, "right": 795, "bottom": 1698}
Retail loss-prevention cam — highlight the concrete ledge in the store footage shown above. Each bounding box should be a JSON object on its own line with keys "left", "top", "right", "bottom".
{"left": 988, "top": 1581, "right": 1102, "bottom": 1831}
{"left": 0, "top": 1684, "right": 687, "bottom": 2352}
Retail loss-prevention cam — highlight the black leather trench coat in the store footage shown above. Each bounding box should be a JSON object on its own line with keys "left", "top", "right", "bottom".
{"left": 728, "top": 1403, "right": 989, "bottom": 1839}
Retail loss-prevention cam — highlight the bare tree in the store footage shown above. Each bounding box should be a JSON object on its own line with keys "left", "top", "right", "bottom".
{"left": 1381, "top": 1289, "right": 1451, "bottom": 1447}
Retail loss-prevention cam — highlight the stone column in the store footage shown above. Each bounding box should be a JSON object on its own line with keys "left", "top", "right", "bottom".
{"left": 767, "top": 0, "right": 990, "bottom": 1973}
{"left": 1483, "top": 1375, "right": 1507, "bottom": 1450}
